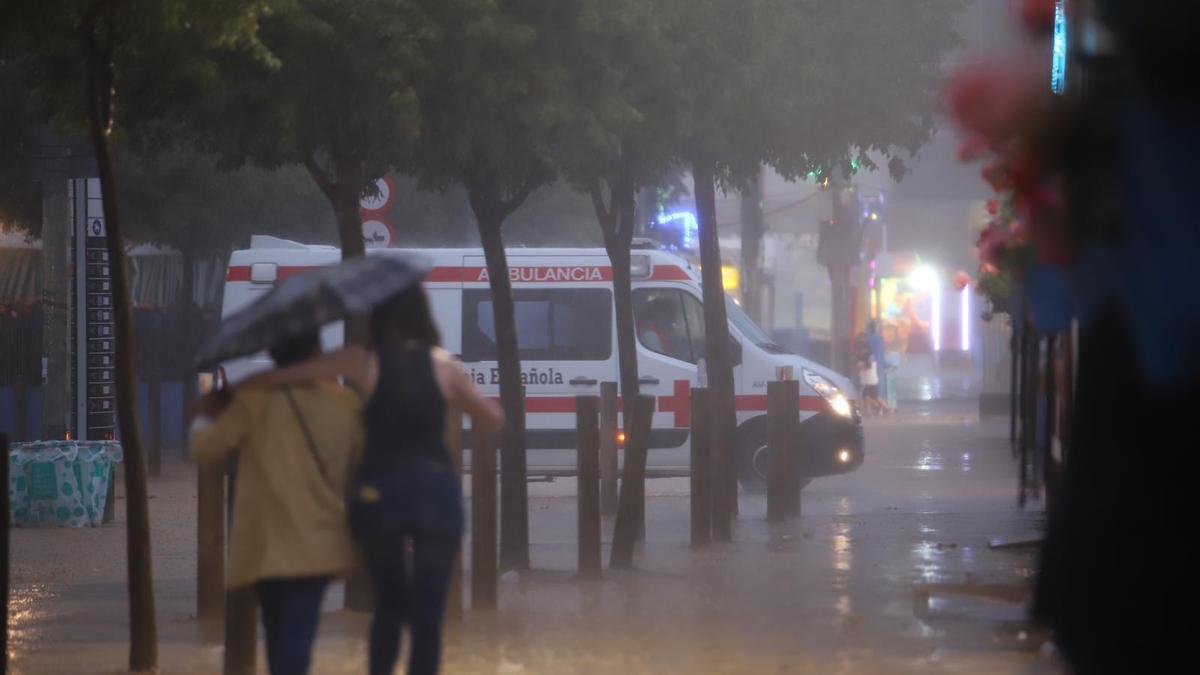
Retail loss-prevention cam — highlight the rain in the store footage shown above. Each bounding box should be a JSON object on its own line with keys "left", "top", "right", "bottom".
{"left": 2, "top": 1, "right": 1195, "bottom": 674}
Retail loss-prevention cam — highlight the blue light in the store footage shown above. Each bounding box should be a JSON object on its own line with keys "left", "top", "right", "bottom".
{"left": 657, "top": 211, "right": 698, "bottom": 251}
{"left": 1051, "top": 1, "right": 1067, "bottom": 94}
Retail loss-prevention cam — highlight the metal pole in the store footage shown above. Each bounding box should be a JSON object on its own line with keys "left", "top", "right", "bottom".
{"left": 766, "top": 381, "right": 801, "bottom": 522}
{"left": 470, "top": 426, "right": 498, "bottom": 610}
{"left": 599, "top": 383, "right": 619, "bottom": 516}
{"left": 610, "top": 395, "right": 655, "bottom": 569}
{"left": 223, "top": 465, "right": 255, "bottom": 675}
{"left": 2, "top": 433, "right": 10, "bottom": 674}
{"left": 575, "top": 396, "right": 602, "bottom": 579}
{"left": 446, "top": 410, "right": 464, "bottom": 624}
{"left": 196, "top": 461, "right": 225, "bottom": 641}
{"left": 689, "top": 388, "right": 711, "bottom": 548}
{"left": 148, "top": 376, "right": 161, "bottom": 477}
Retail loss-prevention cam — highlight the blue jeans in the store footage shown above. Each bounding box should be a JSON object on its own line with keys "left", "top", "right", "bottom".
{"left": 362, "top": 534, "right": 458, "bottom": 675}
{"left": 350, "top": 463, "right": 463, "bottom": 675}
{"left": 255, "top": 576, "right": 330, "bottom": 675}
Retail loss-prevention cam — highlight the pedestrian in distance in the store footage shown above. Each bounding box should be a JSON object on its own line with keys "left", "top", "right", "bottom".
{"left": 190, "top": 330, "right": 363, "bottom": 675}
{"left": 242, "top": 284, "right": 504, "bottom": 675}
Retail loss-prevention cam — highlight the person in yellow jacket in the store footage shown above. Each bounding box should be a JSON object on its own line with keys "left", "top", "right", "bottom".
{"left": 190, "top": 331, "right": 361, "bottom": 675}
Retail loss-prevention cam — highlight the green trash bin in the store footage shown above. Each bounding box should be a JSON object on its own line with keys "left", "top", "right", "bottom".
{"left": 9, "top": 440, "right": 121, "bottom": 528}
{"left": 74, "top": 441, "right": 122, "bottom": 526}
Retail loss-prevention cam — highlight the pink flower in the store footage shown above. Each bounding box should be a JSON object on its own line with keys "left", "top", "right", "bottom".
{"left": 1017, "top": 0, "right": 1057, "bottom": 34}
{"left": 953, "top": 270, "right": 971, "bottom": 291}
{"left": 977, "top": 223, "right": 1013, "bottom": 266}
{"left": 1009, "top": 219, "right": 1028, "bottom": 243}
{"left": 958, "top": 136, "right": 988, "bottom": 162}
{"left": 947, "top": 63, "right": 1039, "bottom": 143}
{"left": 986, "top": 199, "right": 999, "bottom": 215}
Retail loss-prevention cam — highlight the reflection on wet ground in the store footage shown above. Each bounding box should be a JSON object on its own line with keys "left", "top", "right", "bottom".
{"left": 8, "top": 398, "right": 1058, "bottom": 673}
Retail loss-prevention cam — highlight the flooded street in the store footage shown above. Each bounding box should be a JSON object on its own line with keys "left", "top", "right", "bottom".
{"left": 7, "top": 393, "right": 1059, "bottom": 674}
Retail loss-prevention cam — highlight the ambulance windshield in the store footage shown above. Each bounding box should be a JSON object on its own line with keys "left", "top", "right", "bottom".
{"left": 725, "top": 296, "right": 788, "bottom": 354}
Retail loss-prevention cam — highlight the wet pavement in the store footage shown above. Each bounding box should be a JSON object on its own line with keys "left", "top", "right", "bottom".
{"left": 7, "top": 397, "right": 1061, "bottom": 674}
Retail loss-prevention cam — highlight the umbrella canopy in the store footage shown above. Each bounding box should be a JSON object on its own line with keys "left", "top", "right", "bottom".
{"left": 194, "top": 253, "right": 430, "bottom": 369}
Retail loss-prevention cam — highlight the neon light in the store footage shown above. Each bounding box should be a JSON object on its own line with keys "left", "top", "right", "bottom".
{"left": 657, "top": 211, "right": 698, "bottom": 251}
{"left": 1051, "top": 1, "right": 1067, "bottom": 94}
{"left": 960, "top": 286, "right": 970, "bottom": 351}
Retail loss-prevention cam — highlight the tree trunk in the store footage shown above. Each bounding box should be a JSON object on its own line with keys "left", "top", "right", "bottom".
{"left": 593, "top": 182, "right": 640, "bottom": 423}
{"left": 692, "top": 157, "right": 737, "bottom": 542}
{"left": 86, "top": 50, "right": 158, "bottom": 672}
{"left": 332, "top": 155, "right": 368, "bottom": 345}
{"left": 739, "top": 167, "right": 765, "bottom": 323}
{"left": 477, "top": 216, "right": 529, "bottom": 570}
{"left": 332, "top": 154, "right": 367, "bottom": 261}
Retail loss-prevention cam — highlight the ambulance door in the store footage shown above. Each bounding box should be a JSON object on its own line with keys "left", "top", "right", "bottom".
{"left": 460, "top": 255, "right": 617, "bottom": 473}
{"left": 631, "top": 285, "right": 707, "bottom": 471}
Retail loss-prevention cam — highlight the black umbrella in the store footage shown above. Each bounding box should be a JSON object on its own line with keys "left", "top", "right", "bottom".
{"left": 194, "top": 253, "right": 430, "bottom": 369}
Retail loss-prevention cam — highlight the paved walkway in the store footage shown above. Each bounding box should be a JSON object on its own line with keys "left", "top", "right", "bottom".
{"left": 7, "top": 399, "right": 1060, "bottom": 673}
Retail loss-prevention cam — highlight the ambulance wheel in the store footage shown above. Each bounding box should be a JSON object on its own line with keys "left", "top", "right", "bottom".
{"left": 736, "top": 422, "right": 810, "bottom": 494}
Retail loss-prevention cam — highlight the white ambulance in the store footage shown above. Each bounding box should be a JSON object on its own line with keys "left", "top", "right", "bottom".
{"left": 219, "top": 235, "right": 864, "bottom": 491}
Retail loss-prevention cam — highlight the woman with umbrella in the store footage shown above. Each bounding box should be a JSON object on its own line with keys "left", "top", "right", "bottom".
{"left": 200, "top": 255, "right": 503, "bottom": 675}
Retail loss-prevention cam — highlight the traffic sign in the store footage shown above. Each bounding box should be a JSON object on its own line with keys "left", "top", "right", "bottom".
{"left": 359, "top": 175, "right": 396, "bottom": 214}
{"left": 362, "top": 219, "right": 395, "bottom": 249}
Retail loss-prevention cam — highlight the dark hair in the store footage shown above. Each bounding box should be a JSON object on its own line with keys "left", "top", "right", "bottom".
{"left": 369, "top": 285, "right": 441, "bottom": 349}
{"left": 268, "top": 330, "right": 322, "bottom": 366}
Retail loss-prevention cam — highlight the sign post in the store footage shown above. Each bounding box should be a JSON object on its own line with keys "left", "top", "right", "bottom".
{"left": 73, "top": 178, "right": 116, "bottom": 441}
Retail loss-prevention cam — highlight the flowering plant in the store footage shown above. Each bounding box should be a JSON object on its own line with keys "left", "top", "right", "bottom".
{"left": 947, "top": 0, "right": 1073, "bottom": 317}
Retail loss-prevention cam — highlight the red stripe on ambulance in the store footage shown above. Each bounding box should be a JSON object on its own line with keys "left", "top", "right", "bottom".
{"left": 227, "top": 263, "right": 691, "bottom": 284}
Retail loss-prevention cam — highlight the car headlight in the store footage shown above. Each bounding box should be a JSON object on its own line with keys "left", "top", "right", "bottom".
{"left": 801, "top": 367, "right": 853, "bottom": 418}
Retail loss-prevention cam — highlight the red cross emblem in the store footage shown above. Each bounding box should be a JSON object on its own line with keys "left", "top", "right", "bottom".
{"left": 657, "top": 379, "right": 692, "bottom": 428}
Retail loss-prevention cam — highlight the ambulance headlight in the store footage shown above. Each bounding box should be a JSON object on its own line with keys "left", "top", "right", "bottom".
{"left": 802, "top": 368, "right": 853, "bottom": 418}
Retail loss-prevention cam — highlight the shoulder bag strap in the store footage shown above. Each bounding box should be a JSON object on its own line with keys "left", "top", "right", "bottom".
{"left": 283, "top": 388, "right": 336, "bottom": 494}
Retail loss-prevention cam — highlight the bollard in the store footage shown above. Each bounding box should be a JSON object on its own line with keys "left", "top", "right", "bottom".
{"left": 599, "top": 383, "right": 619, "bottom": 516}
{"left": 196, "top": 462, "right": 226, "bottom": 640}
{"left": 223, "top": 586, "right": 257, "bottom": 675}
{"left": 767, "top": 380, "right": 801, "bottom": 522}
{"left": 610, "top": 395, "right": 655, "bottom": 569}
{"left": 471, "top": 426, "right": 499, "bottom": 610}
{"left": 148, "top": 376, "right": 162, "bottom": 477}
{"left": 710, "top": 404, "right": 736, "bottom": 543}
{"left": 3, "top": 433, "right": 10, "bottom": 671}
{"left": 576, "top": 396, "right": 602, "bottom": 579}
{"left": 223, "top": 466, "right": 256, "bottom": 675}
{"left": 690, "top": 388, "right": 711, "bottom": 548}
{"left": 445, "top": 409, "right": 464, "bottom": 624}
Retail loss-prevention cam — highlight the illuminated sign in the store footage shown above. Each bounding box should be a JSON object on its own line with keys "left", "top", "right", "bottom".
{"left": 657, "top": 211, "right": 698, "bottom": 251}
{"left": 1051, "top": 1, "right": 1067, "bottom": 94}
{"left": 721, "top": 264, "right": 740, "bottom": 292}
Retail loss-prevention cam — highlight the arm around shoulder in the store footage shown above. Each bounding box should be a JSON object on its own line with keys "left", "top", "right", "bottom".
{"left": 433, "top": 348, "right": 504, "bottom": 433}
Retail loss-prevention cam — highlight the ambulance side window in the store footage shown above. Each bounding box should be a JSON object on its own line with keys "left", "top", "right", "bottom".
{"left": 681, "top": 293, "right": 707, "bottom": 362}
{"left": 462, "top": 288, "right": 612, "bottom": 361}
{"left": 634, "top": 289, "right": 700, "bottom": 364}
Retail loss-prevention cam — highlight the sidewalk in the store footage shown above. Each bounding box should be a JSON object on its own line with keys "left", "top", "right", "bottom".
{"left": 8, "top": 410, "right": 1058, "bottom": 674}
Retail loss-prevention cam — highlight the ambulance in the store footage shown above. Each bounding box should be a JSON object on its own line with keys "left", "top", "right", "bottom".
{"left": 219, "top": 235, "right": 864, "bottom": 491}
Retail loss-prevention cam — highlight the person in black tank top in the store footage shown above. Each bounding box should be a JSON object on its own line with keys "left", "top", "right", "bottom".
{"left": 351, "top": 286, "right": 501, "bottom": 675}
{"left": 350, "top": 346, "right": 463, "bottom": 675}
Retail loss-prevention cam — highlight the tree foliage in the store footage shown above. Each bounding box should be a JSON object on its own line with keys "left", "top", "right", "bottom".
{"left": 118, "top": 147, "right": 333, "bottom": 253}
